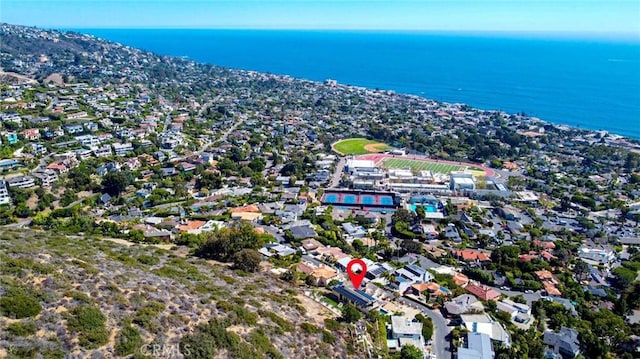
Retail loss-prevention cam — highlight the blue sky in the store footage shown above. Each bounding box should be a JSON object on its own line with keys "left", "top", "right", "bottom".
{"left": 1, "top": 0, "right": 639, "bottom": 35}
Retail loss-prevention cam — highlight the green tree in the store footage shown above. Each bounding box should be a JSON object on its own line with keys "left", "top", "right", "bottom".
{"left": 102, "top": 171, "right": 132, "bottom": 196}
{"left": 399, "top": 344, "right": 423, "bottom": 359}
{"left": 341, "top": 303, "right": 362, "bottom": 323}
{"left": 232, "top": 249, "right": 262, "bottom": 272}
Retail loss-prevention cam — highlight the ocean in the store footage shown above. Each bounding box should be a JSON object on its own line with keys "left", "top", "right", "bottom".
{"left": 79, "top": 29, "right": 640, "bottom": 138}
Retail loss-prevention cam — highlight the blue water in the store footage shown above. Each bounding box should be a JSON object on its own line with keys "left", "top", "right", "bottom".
{"left": 80, "top": 29, "right": 640, "bottom": 138}
{"left": 410, "top": 204, "right": 437, "bottom": 213}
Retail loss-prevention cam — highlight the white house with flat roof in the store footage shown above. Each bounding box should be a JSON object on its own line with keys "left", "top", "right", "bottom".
{"left": 0, "top": 180, "right": 11, "bottom": 205}
{"left": 458, "top": 332, "right": 495, "bottom": 359}
{"left": 387, "top": 316, "right": 426, "bottom": 357}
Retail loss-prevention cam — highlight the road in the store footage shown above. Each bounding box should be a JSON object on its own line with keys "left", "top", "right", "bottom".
{"left": 193, "top": 113, "right": 246, "bottom": 158}
{"left": 400, "top": 296, "right": 452, "bottom": 359}
{"left": 328, "top": 156, "right": 346, "bottom": 188}
{"left": 3, "top": 218, "right": 31, "bottom": 229}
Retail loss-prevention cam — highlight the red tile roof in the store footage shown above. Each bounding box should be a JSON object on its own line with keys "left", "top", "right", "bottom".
{"left": 465, "top": 284, "right": 501, "bottom": 301}
{"left": 452, "top": 249, "right": 491, "bottom": 262}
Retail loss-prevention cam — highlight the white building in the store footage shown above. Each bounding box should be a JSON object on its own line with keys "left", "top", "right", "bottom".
{"left": 6, "top": 175, "right": 36, "bottom": 189}
{"left": 92, "top": 145, "right": 112, "bottom": 158}
{"left": 578, "top": 247, "right": 616, "bottom": 270}
{"left": 458, "top": 332, "right": 495, "bottom": 359}
{"left": 450, "top": 171, "right": 476, "bottom": 191}
{"left": 32, "top": 169, "right": 58, "bottom": 187}
{"left": 113, "top": 142, "right": 134, "bottom": 156}
{"left": 75, "top": 134, "right": 101, "bottom": 147}
{"left": 0, "top": 181, "right": 11, "bottom": 205}
{"left": 387, "top": 316, "right": 426, "bottom": 356}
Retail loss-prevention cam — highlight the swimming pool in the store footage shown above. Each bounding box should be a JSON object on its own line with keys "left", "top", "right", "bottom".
{"left": 410, "top": 204, "right": 438, "bottom": 213}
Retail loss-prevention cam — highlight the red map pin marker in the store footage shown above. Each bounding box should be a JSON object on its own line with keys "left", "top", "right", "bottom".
{"left": 346, "top": 258, "right": 367, "bottom": 290}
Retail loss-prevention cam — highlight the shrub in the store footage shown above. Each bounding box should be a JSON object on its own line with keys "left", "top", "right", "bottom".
{"left": 248, "top": 329, "right": 283, "bottom": 359}
{"left": 67, "top": 305, "right": 109, "bottom": 349}
{"left": 6, "top": 321, "right": 37, "bottom": 336}
{"left": 132, "top": 301, "right": 165, "bottom": 330}
{"left": 258, "top": 310, "right": 293, "bottom": 331}
{"left": 137, "top": 254, "right": 160, "bottom": 265}
{"left": 115, "top": 322, "right": 142, "bottom": 356}
{"left": 0, "top": 293, "right": 42, "bottom": 318}
{"left": 301, "top": 322, "right": 322, "bottom": 334}
{"left": 322, "top": 330, "right": 336, "bottom": 344}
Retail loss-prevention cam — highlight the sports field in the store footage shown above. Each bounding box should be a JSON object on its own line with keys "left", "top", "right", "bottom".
{"left": 381, "top": 158, "right": 465, "bottom": 174}
{"left": 332, "top": 138, "right": 391, "bottom": 155}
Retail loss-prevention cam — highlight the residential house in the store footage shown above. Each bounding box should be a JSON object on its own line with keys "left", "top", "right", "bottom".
{"left": 333, "top": 284, "right": 377, "bottom": 310}
{"left": 465, "top": 283, "right": 501, "bottom": 301}
{"left": 297, "top": 263, "right": 339, "bottom": 286}
{"left": 99, "top": 193, "right": 112, "bottom": 206}
{"left": 289, "top": 225, "right": 317, "bottom": 240}
{"left": 177, "top": 220, "right": 206, "bottom": 234}
{"left": 497, "top": 299, "right": 531, "bottom": 323}
{"left": 452, "top": 249, "right": 491, "bottom": 265}
{"left": 6, "top": 175, "right": 35, "bottom": 189}
{"left": 443, "top": 223, "right": 462, "bottom": 242}
{"left": 74, "top": 148, "right": 92, "bottom": 160}
{"left": 113, "top": 142, "right": 134, "bottom": 156}
{"left": 76, "top": 135, "right": 100, "bottom": 147}
{"left": 0, "top": 181, "right": 11, "bottom": 205}
{"left": 46, "top": 162, "right": 68, "bottom": 174}
{"left": 258, "top": 242, "right": 295, "bottom": 257}
{"left": 0, "top": 159, "right": 19, "bottom": 171}
{"left": 458, "top": 332, "right": 494, "bottom": 359}
{"left": 499, "top": 206, "right": 520, "bottom": 221}
{"left": 32, "top": 169, "right": 58, "bottom": 187}
{"left": 444, "top": 294, "right": 483, "bottom": 316}
{"left": 84, "top": 122, "right": 99, "bottom": 132}
{"left": 342, "top": 222, "right": 367, "bottom": 238}
{"left": 543, "top": 327, "right": 580, "bottom": 359}
{"left": 460, "top": 313, "right": 510, "bottom": 347}
{"left": 64, "top": 124, "right": 84, "bottom": 134}
{"left": 30, "top": 143, "right": 48, "bottom": 155}
{"left": 92, "top": 145, "right": 113, "bottom": 158}
{"left": 21, "top": 128, "right": 40, "bottom": 141}
{"left": 536, "top": 270, "right": 562, "bottom": 296}
{"left": 387, "top": 316, "right": 426, "bottom": 357}
{"left": 578, "top": 246, "right": 616, "bottom": 271}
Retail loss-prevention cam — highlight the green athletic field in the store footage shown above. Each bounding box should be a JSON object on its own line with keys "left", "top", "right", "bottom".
{"left": 381, "top": 158, "right": 465, "bottom": 174}
{"left": 332, "top": 138, "right": 390, "bottom": 155}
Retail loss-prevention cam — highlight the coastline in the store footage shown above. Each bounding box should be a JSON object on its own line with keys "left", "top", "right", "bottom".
{"left": 77, "top": 28, "right": 640, "bottom": 139}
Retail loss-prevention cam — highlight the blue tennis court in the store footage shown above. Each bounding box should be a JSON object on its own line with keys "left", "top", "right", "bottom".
{"left": 361, "top": 195, "right": 375, "bottom": 205}
{"left": 379, "top": 196, "right": 393, "bottom": 206}
{"left": 324, "top": 194, "right": 338, "bottom": 203}
{"left": 343, "top": 194, "right": 357, "bottom": 204}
